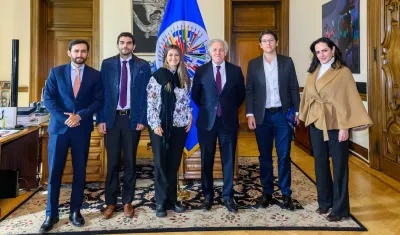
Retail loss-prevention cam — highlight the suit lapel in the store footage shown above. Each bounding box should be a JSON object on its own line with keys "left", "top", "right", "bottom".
{"left": 315, "top": 67, "right": 340, "bottom": 93}
{"left": 130, "top": 57, "right": 138, "bottom": 88}
{"left": 76, "top": 66, "right": 90, "bottom": 99}
{"left": 64, "top": 64, "right": 74, "bottom": 99}
{"left": 207, "top": 62, "right": 218, "bottom": 91}
{"left": 277, "top": 54, "right": 283, "bottom": 92}
{"left": 220, "top": 62, "right": 230, "bottom": 95}
{"left": 256, "top": 56, "right": 267, "bottom": 95}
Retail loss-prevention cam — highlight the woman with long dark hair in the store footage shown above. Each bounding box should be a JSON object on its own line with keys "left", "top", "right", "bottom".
{"left": 299, "top": 37, "right": 372, "bottom": 222}
{"left": 147, "top": 45, "right": 192, "bottom": 217}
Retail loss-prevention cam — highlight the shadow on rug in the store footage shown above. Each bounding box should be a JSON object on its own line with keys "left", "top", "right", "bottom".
{"left": 0, "top": 157, "right": 367, "bottom": 234}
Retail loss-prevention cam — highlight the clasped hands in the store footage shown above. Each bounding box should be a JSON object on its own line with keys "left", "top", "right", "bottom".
{"left": 153, "top": 113, "right": 193, "bottom": 137}
{"left": 64, "top": 112, "right": 81, "bottom": 127}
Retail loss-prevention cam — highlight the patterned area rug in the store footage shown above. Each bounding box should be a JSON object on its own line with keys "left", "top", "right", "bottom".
{"left": 0, "top": 157, "right": 366, "bottom": 234}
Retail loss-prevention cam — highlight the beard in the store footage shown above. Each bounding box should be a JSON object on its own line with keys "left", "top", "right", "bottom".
{"left": 119, "top": 48, "right": 133, "bottom": 56}
{"left": 72, "top": 57, "right": 87, "bottom": 64}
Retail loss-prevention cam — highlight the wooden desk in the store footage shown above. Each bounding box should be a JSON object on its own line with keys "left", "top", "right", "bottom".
{"left": 0, "top": 127, "right": 40, "bottom": 189}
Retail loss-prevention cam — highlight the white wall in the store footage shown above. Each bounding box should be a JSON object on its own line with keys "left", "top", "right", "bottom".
{"left": 0, "top": 0, "right": 31, "bottom": 106}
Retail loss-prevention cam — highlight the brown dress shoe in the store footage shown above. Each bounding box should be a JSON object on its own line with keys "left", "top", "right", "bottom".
{"left": 103, "top": 205, "right": 115, "bottom": 219}
{"left": 123, "top": 204, "right": 134, "bottom": 218}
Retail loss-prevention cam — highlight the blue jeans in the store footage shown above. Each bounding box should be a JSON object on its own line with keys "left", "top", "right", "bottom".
{"left": 255, "top": 110, "right": 292, "bottom": 196}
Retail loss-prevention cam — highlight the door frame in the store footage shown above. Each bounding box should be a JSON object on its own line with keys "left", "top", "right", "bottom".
{"left": 29, "top": 0, "right": 100, "bottom": 102}
{"left": 367, "top": 0, "right": 381, "bottom": 170}
{"left": 224, "top": 0, "right": 290, "bottom": 62}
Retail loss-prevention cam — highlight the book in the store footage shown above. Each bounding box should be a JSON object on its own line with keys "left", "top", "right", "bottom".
{"left": 17, "top": 107, "right": 36, "bottom": 116}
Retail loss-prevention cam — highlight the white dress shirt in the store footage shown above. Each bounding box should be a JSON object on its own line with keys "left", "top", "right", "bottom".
{"left": 263, "top": 56, "right": 281, "bottom": 108}
{"left": 317, "top": 57, "right": 335, "bottom": 80}
{"left": 212, "top": 60, "right": 226, "bottom": 89}
{"left": 117, "top": 55, "right": 132, "bottom": 110}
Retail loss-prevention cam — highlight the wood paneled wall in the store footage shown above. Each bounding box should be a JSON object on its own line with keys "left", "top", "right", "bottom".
{"left": 30, "top": 0, "right": 100, "bottom": 102}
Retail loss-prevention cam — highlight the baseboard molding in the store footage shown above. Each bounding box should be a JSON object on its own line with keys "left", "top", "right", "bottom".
{"left": 349, "top": 141, "right": 368, "bottom": 162}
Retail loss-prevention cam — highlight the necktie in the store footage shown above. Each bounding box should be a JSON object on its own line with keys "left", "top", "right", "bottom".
{"left": 216, "top": 65, "right": 222, "bottom": 116}
{"left": 73, "top": 68, "right": 81, "bottom": 98}
{"left": 120, "top": 61, "right": 128, "bottom": 108}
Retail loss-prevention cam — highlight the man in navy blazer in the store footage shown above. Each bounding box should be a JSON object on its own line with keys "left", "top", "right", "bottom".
{"left": 40, "top": 40, "right": 103, "bottom": 233}
{"left": 192, "top": 39, "right": 245, "bottom": 213}
{"left": 96, "top": 32, "right": 151, "bottom": 219}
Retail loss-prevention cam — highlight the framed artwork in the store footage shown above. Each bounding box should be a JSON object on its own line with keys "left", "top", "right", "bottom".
{"left": 322, "top": 0, "right": 360, "bottom": 73}
{"left": 132, "top": 0, "right": 167, "bottom": 55}
{"left": 0, "top": 81, "right": 10, "bottom": 107}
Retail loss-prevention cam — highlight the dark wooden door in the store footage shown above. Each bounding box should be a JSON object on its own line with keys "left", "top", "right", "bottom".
{"left": 30, "top": 0, "right": 100, "bottom": 102}
{"left": 225, "top": 0, "right": 289, "bottom": 130}
{"left": 368, "top": 0, "right": 400, "bottom": 181}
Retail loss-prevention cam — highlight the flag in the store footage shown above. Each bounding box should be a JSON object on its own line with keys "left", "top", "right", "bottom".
{"left": 155, "top": 0, "right": 209, "bottom": 156}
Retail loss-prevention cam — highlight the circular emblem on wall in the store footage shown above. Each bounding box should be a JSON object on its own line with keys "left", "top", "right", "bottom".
{"left": 156, "top": 20, "right": 210, "bottom": 79}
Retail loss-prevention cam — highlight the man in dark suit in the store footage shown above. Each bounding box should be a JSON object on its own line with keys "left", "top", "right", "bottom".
{"left": 40, "top": 40, "right": 103, "bottom": 233}
{"left": 96, "top": 32, "right": 151, "bottom": 219}
{"left": 246, "top": 30, "right": 300, "bottom": 210}
{"left": 192, "top": 39, "right": 245, "bottom": 213}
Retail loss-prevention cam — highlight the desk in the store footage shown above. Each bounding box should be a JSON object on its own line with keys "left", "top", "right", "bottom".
{"left": 0, "top": 127, "right": 40, "bottom": 189}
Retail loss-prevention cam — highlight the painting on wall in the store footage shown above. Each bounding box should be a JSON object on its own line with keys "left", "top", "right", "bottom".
{"left": 322, "top": 0, "right": 360, "bottom": 73}
{"left": 132, "top": 0, "right": 167, "bottom": 54}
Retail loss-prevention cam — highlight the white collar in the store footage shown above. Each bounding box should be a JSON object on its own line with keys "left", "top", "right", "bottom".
{"left": 320, "top": 57, "right": 335, "bottom": 69}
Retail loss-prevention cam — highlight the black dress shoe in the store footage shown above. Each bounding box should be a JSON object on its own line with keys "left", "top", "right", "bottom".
{"left": 69, "top": 211, "right": 85, "bottom": 227}
{"left": 255, "top": 194, "right": 272, "bottom": 208}
{"left": 316, "top": 208, "right": 329, "bottom": 214}
{"left": 156, "top": 204, "right": 167, "bottom": 217}
{"left": 39, "top": 216, "right": 59, "bottom": 233}
{"left": 166, "top": 201, "right": 186, "bottom": 213}
{"left": 223, "top": 199, "right": 238, "bottom": 213}
{"left": 327, "top": 214, "right": 344, "bottom": 222}
{"left": 202, "top": 199, "right": 212, "bottom": 211}
{"left": 282, "top": 195, "right": 295, "bottom": 210}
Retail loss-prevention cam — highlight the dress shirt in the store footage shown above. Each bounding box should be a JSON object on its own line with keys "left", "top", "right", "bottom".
{"left": 70, "top": 63, "right": 85, "bottom": 88}
{"left": 117, "top": 55, "right": 132, "bottom": 110}
{"left": 212, "top": 60, "right": 226, "bottom": 90}
{"left": 263, "top": 56, "right": 281, "bottom": 108}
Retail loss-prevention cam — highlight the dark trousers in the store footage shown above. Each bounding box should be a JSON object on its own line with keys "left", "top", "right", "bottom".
{"left": 104, "top": 114, "right": 141, "bottom": 205}
{"left": 254, "top": 109, "right": 292, "bottom": 196}
{"left": 198, "top": 116, "right": 238, "bottom": 201}
{"left": 310, "top": 124, "right": 350, "bottom": 217}
{"left": 46, "top": 126, "right": 91, "bottom": 217}
{"left": 150, "top": 127, "right": 187, "bottom": 206}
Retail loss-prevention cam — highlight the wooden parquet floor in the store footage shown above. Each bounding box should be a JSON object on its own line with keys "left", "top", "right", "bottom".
{"left": 1, "top": 143, "right": 399, "bottom": 235}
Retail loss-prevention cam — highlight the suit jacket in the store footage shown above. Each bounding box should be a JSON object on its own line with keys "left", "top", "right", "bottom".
{"left": 44, "top": 63, "right": 103, "bottom": 134}
{"left": 299, "top": 64, "right": 372, "bottom": 141}
{"left": 192, "top": 61, "right": 245, "bottom": 131}
{"left": 245, "top": 54, "right": 300, "bottom": 125}
{"left": 96, "top": 54, "right": 151, "bottom": 129}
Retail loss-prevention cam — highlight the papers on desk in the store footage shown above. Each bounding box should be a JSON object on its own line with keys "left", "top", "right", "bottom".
{"left": 0, "top": 129, "right": 21, "bottom": 138}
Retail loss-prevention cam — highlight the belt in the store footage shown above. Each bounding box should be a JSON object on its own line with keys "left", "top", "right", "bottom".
{"left": 116, "top": 109, "right": 130, "bottom": 115}
{"left": 265, "top": 107, "right": 282, "bottom": 112}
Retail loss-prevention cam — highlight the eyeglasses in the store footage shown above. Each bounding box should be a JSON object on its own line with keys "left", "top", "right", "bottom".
{"left": 261, "top": 39, "right": 275, "bottom": 44}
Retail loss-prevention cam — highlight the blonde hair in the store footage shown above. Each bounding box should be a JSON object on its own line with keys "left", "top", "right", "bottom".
{"left": 162, "top": 45, "right": 191, "bottom": 91}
